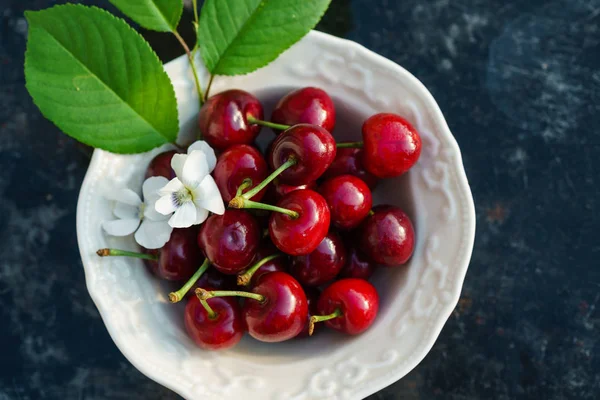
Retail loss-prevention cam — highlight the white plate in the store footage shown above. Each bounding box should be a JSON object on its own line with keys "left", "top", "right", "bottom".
{"left": 77, "top": 30, "right": 476, "bottom": 400}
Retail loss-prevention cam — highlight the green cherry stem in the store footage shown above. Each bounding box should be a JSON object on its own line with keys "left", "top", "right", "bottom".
{"left": 235, "top": 178, "right": 253, "bottom": 198}
{"left": 247, "top": 116, "right": 291, "bottom": 131}
{"left": 336, "top": 141, "right": 363, "bottom": 149}
{"left": 168, "top": 258, "right": 211, "bottom": 303}
{"left": 237, "top": 253, "right": 283, "bottom": 286}
{"left": 308, "top": 308, "right": 343, "bottom": 336}
{"left": 368, "top": 209, "right": 375, "bottom": 217}
{"left": 96, "top": 248, "right": 157, "bottom": 261}
{"left": 195, "top": 291, "right": 217, "bottom": 319}
{"left": 240, "top": 158, "right": 297, "bottom": 200}
{"left": 196, "top": 288, "right": 265, "bottom": 303}
{"left": 229, "top": 198, "right": 299, "bottom": 219}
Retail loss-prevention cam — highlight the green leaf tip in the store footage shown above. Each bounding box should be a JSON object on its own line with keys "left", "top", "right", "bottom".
{"left": 109, "top": 0, "right": 184, "bottom": 33}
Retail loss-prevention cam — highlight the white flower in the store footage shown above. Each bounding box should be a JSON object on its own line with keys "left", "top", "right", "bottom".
{"left": 102, "top": 177, "right": 173, "bottom": 249}
{"left": 155, "top": 146, "right": 225, "bottom": 228}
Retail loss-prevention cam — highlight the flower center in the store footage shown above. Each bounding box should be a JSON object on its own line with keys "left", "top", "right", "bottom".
{"left": 173, "top": 188, "right": 193, "bottom": 207}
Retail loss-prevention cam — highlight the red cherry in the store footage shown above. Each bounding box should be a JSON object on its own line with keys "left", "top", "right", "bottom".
{"left": 191, "top": 268, "right": 238, "bottom": 292}
{"left": 271, "top": 87, "right": 336, "bottom": 133}
{"left": 359, "top": 205, "right": 415, "bottom": 266}
{"left": 184, "top": 294, "right": 244, "bottom": 350}
{"left": 268, "top": 179, "right": 318, "bottom": 203}
{"left": 297, "top": 287, "right": 321, "bottom": 338}
{"left": 242, "top": 272, "right": 308, "bottom": 342}
{"left": 319, "top": 175, "right": 373, "bottom": 230}
{"left": 198, "top": 210, "right": 261, "bottom": 274}
{"left": 312, "top": 278, "right": 379, "bottom": 335}
{"left": 213, "top": 144, "right": 268, "bottom": 202}
{"left": 362, "top": 113, "right": 422, "bottom": 178}
{"left": 268, "top": 124, "right": 336, "bottom": 186}
{"left": 144, "top": 150, "right": 178, "bottom": 180}
{"left": 199, "top": 89, "right": 263, "bottom": 150}
{"left": 321, "top": 147, "right": 378, "bottom": 189}
{"left": 269, "top": 190, "right": 330, "bottom": 256}
{"left": 340, "top": 247, "right": 375, "bottom": 280}
{"left": 141, "top": 227, "right": 201, "bottom": 281}
{"left": 290, "top": 231, "right": 346, "bottom": 286}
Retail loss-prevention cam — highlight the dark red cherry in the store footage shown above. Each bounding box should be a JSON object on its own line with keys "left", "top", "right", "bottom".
{"left": 269, "top": 179, "right": 318, "bottom": 202}
{"left": 242, "top": 272, "right": 308, "bottom": 342}
{"left": 213, "top": 144, "right": 268, "bottom": 202}
{"left": 340, "top": 247, "right": 375, "bottom": 280}
{"left": 184, "top": 294, "right": 244, "bottom": 350}
{"left": 297, "top": 287, "right": 321, "bottom": 338}
{"left": 269, "top": 190, "right": 330, "bottom": 256}
{"left": 359, "top": 205, "right": 415, "bottom": 266}
{"left": 198, "top": 210, "right": 261, "bottom": 274}
{"left": 268, "top": 124, "right": 336, "bottom": 186}
{"left": 199, "top": 89, "right": 263, "bottom": 150}
{"left": 144, "top": 150, "right": 178, "bottom": 180}
{"left": 362, "top": 113, "right": 422, "bottom": 178}
{"left": 190, "top": 268, "right": 238, "bottom": 293}
{"left": 237, "top": 241, "right": 287, "bottom": 287}
{"left": 290, "top": 231, "right": 346, "bottom": 287}
{"left": 313, "top": 278, "right": 379, "bottom": 335}
{"left": 142, "top": 227, "right": 201, "bottom": 281}
{"left": 319, "top": 175, "right": 373, "bottom": 230}
{"left": 271, "top": 87, "right": 336, "bottom": 133}
{"left": 321, "top": 147, "right": 378, "bottom": 189}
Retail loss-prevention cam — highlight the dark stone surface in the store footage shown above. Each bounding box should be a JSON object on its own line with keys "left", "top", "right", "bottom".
{"left": 1, "top": 0, "right": 599, "bottom": 399}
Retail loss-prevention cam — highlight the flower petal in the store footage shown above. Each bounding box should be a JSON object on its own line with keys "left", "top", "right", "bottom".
{"left": 135, "top": 220, "right": 173, "bottom": 249}
{"left": 168, "top": 201, "right": 197, "bottom": 228}
{"left": 192, "top": 175, "right": 225, "bottom": 215}
{"left": 158, "top": 178, "right": 184, "bottom": 196}
{"left": 155, "top": 194, "right": 178, "bottom": 215}
{"left": 143, "top": 176, "right": 169, "bottom": 204}
{"left": 113, "top": 202, "right": 139, "bottom": 220}
{"left": 194, "top": 207, "right": 209, "bottom": 225}
{"left": 171, "top": 153, "right": 187, "bottom": 178}
{"left": 102, "top": 218, "right": 140, "bottom": 236}
{"left": 188, "top": 140, "right": 217, "bottom": 172}
{"left": 104, "top": 188, "right": 142, "bottom": 206}
{"left": 182, "top": 150, "right": 209, "bottom": 188}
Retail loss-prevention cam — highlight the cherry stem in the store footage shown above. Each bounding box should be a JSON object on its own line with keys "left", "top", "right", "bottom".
{"left": 239, "top": 158, "right": 297, "bottom": 200}
{"left": 195, "top": 291, "right": 217, "bottom": 319}
{"left": 237, "top": 253, "right": 282, "bottom": 286}
{"left": 247, "top": 116, "right": 291, "bottom": 131}
{"left": 229, "top": 198, "right": 299, "bottom": 219}
{"left": 204, "top": 74, "right": 215, "bottom": 102}
{"left": 96, "top": 248, "right": 157, "bottom": 261}
{"left": 368, "top": 209, "right": 375, "bottom": 217}
{"left": 235, "top": 178, "right": 253, "bottom": 198}
{"left": 168, "top": 258, "right": 211, "bottom": 303}
{"left": 196, "top": 288, "right": 265, "bottom": 303}
{"left": 336, "top": 141, "right": 363, "bottom": 149}
{"left": 308, "top": 308, "right": 343, "bottom": 336}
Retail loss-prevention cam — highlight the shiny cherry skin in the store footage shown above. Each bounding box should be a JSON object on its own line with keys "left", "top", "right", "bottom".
{"left": 213, "top": 144, "right": 268, "bottom": 202}
{"left": 297, "top": 287, "right": 321, "bottom": 338}
{"left": 340, "top": 247, "right": 375, "bottom": 280}
{"left": 184, "top": 294, "right": 244, "bottom": 350}
{"left": 290, "top": 231, "right": 346, "bottom": 286}
{"left": 143, "top": 227, "right": 201, "bottom": 281}
{"left": 144, "top": 150, "right": 178, "bottom": 180}
{"left": 198, "top": 210, "right": 261, "bottom": 274}
{"left": 269, "top": 190, "right": 330, "bottom": 256}
{"left": 321, "top": 147, "right": 378, "bottom": 189}
{"left": 268, "top": 179, "right": 317, "bottom": 202}
{"left": 199, "top": 89, "right": 263, "bottom": 150}
{"left": 362, "top": 113, "right": 422, "bottom": 178}
{"left": 319, "top": 175, "right": 373, "bottom": 230}
{"left": 271, "top": 87, "right": 336, "bottom": 133}
{"left": 359, "top": 205, "right": 415, "bottom": 266}
{"left": 242, "top": 272, "right": 308, "bottom": 342}
{"left": 268, "top": 124, "right": 336, "bottom": 186}
{"left": 317, "top": 278, "right": 379, "bottom": 335}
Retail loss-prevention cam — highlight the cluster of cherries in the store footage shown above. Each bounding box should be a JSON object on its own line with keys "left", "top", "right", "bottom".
{"left": 98, "top": 87, "right": 421, "bottom": 350}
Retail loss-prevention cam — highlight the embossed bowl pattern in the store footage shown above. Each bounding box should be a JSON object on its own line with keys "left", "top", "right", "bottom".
{"left": 76, "top": 31, "right": 476, "bottom": 400}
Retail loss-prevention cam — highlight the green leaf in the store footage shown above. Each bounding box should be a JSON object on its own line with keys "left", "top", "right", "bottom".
{"left": 198, "top": 0, "right": 332, "bottom": 76}
{"left": 25, "top": 4, "right": 179, "bottom": 154}
{"left": 109, "top": 0, "right": 183, "bottom": 32}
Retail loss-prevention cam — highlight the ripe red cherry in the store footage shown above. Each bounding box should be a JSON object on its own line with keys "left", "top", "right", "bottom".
{"left": 319, "top": 175, "right": 373, "bottom": 230}
{"left": 141, "top": 227, "right": 201, "bottom": 281}
{"left": 290, "top": 231, "right": 346, "bottom": 286}
{"left": 242, "top": 272, "right": 308, "bottom": 342}
{"left": 269, "top": 190, "right": 330, "bottom": 256}
{"left": 297, "top": 287, "right": 321, "bottom": 338}
{"left": 268, "top": 179, "right": 318, "bottom": 203}
{"left": 271, "top": 87, "right": 336, "bottom": 133}
{"left": 213, "top": 144, "right": 268, "bottom": 202}
{"left": 268, "top": 124, "right": 336, "bottom": 186}
{"left": 198, "top": 210, "right": 261, "bottom": 274}
{"left": 321, "top": 147, "right": 378, "bottom": 189}
{"left": 144, "top": 150, "right": 178, "bottom": 180}
{"left": 340, "top": 247, "right": 376, "bottom": 280}
{"left": 362, "top": 113, "right": 422, "bottom": 178}
{"left": 191, "top": 268, "right": 238, "bottom": 293}
{"left": 311, "top": 278, "right": 379, "bottom": 335}
{"left": 184, "top": 294, "right": 244, "bottom": 350}
{"left": 359, "top": 205, "right": 415, "bottom": 266}
{"left": 199, "top": 89, "right": 263, "bottom": 150}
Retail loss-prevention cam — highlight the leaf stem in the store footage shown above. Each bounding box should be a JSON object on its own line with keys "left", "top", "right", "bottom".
{"left": 336, "top": 141, "right": 363, "bottom": 149}
{"left": 204, "top": 74, "right": 215, "bottom": 101}
{"left": 237, "top": 253, "right": 282, "bottom": 286}
{"left": 173, "top": 30, "right": 204, "bottom": 107}
{"left": 308, "top": 308, "right": 343, "bottom": 336}
{"left": 168, "top": 258, "right": 211, "bottom": 303}
{"left": 247, "top": 116, "right": 290, "bottom": 131}
{"left": 192, "top": 0, "right": 199, "bottom": 25}
{"left": 96, "top": 248, "right": 157, "bottom": 261}
{"left": 196, "top": 288, "right": 265, "bottom": 303}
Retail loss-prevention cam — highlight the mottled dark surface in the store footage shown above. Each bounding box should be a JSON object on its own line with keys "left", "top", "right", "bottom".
{"left": 1, "top": 0, "right": 599, "bottom": 399}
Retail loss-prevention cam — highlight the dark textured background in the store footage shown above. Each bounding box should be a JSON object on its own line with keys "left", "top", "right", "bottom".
{"left": 1, "top": 0, "right": 599, "bottom": 399}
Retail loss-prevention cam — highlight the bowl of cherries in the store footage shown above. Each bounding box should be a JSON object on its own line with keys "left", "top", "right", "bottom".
{"left": 77, "top": 31, "right": 475, "bottom": 400}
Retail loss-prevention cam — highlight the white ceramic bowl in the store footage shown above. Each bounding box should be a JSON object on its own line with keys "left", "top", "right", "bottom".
{"left": 77, "top": 30, "right": 475, "bottom": 400}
